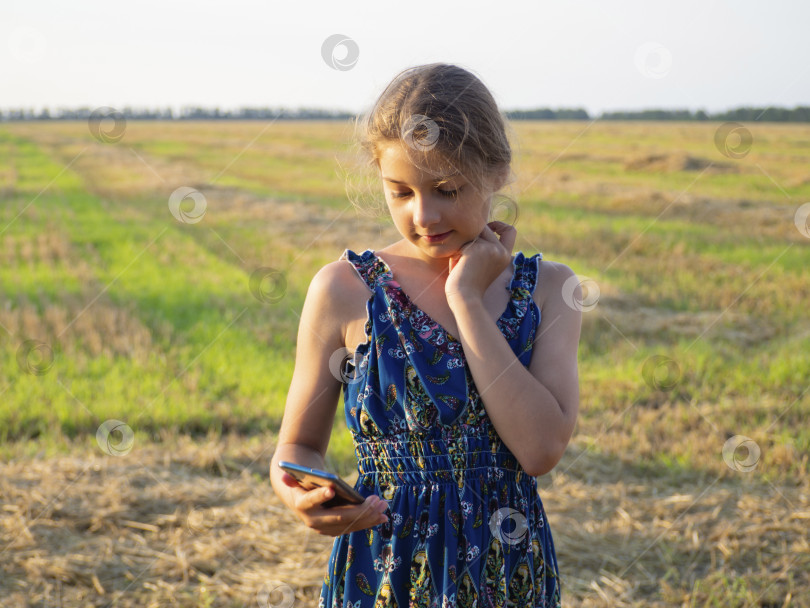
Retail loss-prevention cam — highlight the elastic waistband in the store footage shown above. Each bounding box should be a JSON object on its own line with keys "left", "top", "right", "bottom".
{"left": 353, "top": 435, "right": 533, "bottom": 486}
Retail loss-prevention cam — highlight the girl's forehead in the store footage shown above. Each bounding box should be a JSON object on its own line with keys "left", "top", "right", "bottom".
{"left": 378, "top": 142, "right": 461, "bottom": 183}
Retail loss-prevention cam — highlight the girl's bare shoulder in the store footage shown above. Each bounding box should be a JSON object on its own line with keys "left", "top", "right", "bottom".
{"left": 533, "top": 258, "right": 579, "bottom": 309}
{"left": 305, "top": 258, "right": 374, "bottom": 325}
{"left": 310, "top": 258, "right": 372, "bottom": 295}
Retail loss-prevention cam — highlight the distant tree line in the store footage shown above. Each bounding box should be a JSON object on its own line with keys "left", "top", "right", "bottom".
{"left": 1, "top": 105, "right": 809, "bottom": 122}
{"left": 0, "top": 107, "right": 354, "bottom": 121}
{"left": 597, "top": 106, "right": 810, "bottom": 122}
{"left": 506, "top": 108, "right": 591, "bottom": 120}
{"left": 505, "top": 106, "right": 810, "bottom": 122}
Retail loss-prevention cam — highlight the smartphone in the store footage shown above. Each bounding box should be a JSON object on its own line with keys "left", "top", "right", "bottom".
{"left": 277, "top": 461, "right": 365, "bottom": 508}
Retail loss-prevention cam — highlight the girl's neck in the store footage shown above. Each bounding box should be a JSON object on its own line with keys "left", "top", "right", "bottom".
{"left": 380, "top": 239, "right": 451, "bottom": 281}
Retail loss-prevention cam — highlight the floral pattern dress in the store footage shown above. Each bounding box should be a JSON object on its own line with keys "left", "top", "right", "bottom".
{"left": 319, "top": 248, "right": 562, "bottom": 608}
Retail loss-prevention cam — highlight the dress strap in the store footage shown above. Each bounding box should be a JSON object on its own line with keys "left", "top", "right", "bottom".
{"left": 510, "top": 251, "right": 543, "bottom": 295}
{"left": 339, "top": 248, "right": 387, "bottom": 291}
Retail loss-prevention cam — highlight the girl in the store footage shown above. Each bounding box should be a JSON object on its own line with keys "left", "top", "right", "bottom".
{"left": 270, "top": 63, "right": 581, "bottom": 607}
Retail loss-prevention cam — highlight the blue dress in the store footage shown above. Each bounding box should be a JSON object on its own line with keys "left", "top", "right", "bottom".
{"left": 319, "top": 249, "right": 562, "bottom": 608}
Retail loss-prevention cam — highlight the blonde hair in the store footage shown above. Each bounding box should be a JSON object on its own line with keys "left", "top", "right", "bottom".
{"left": 342, "top": 63, "right": 516, "bottom": 216}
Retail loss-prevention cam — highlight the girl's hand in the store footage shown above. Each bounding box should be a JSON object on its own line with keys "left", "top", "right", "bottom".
{"left": 446, "top": 220, "right": 517, "bottom": 307}
{"left": 279, "top": 472, "right": 390, "bottom": 536}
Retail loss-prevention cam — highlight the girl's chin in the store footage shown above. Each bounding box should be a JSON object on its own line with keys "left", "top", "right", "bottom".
{"left": 406, "top": 237, "right": 460, "bottom": 257}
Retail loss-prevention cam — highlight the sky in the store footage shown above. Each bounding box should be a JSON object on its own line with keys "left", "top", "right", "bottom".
{"left": 2, "top": 0, "right": 810, "bottom": 117}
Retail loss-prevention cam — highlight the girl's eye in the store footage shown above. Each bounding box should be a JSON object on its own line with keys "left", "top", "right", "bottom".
{"left": 389, "top": 186, "right": 462, "bottom": 199}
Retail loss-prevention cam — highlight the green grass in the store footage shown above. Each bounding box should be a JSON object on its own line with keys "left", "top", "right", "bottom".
{"left": 0, "top": 133, "right": 311, "bottom": 443}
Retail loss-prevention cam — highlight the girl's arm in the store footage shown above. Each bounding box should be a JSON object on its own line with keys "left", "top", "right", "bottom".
{"left": 270, "top": 262, "right": 345, "bottom": 508}
{"left": 447, "top": 223, "right": 582, "bottom": 477}
{"left": 270, "top": 262, "right": 389, "bottom": 532}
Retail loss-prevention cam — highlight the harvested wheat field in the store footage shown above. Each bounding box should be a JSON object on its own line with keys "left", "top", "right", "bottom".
{"left": 1, "top": 432, "right": 808, "bottom": 607}
{"left": 1, "top": 120, "right": 809, "bottom": 606}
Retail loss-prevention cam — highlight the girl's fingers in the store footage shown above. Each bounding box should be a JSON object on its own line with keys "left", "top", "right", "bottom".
{"left": 306, "top": 495, "right": 389, "bottom": 535}
{"left": 295, "top": 484, "right": 333, "bottom": 510}
{"left": 280, "top": 472, "right": 301, "bottom": 487}
{"left": 476, "top": 224, "right": 500, "bottom": 243}
{"left": 487, "top": 220, "right": 515, "bottom": 238}
{"left": 487, "top": 221, "right": 517, "bottom": 253}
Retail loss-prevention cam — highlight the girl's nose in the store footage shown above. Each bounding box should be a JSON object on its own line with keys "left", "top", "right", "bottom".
{"left": 412, "top": 193, "right": 441, "bottom": 228}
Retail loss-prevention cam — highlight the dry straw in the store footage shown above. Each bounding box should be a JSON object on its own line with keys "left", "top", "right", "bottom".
{"left": 1, "top": 431, "right": 807, "bottom": 607}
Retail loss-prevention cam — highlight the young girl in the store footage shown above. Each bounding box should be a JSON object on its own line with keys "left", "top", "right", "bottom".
{"left": 270, "top": 63, "right": 581, "bottom": 608}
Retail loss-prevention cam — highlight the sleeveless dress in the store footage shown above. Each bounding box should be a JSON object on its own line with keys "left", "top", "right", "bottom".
{"left": 319, "top": 248, "right": 562, "bottom": 608}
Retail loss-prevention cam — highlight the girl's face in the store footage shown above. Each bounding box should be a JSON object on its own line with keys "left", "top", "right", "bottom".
{"left": 377, "top": 141, "right": 504, "bottom": 262}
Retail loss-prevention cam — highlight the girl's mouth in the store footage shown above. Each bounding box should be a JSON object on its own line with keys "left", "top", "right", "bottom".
{"left": 422, "top": 230, "right": 452, "bottom": 243}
